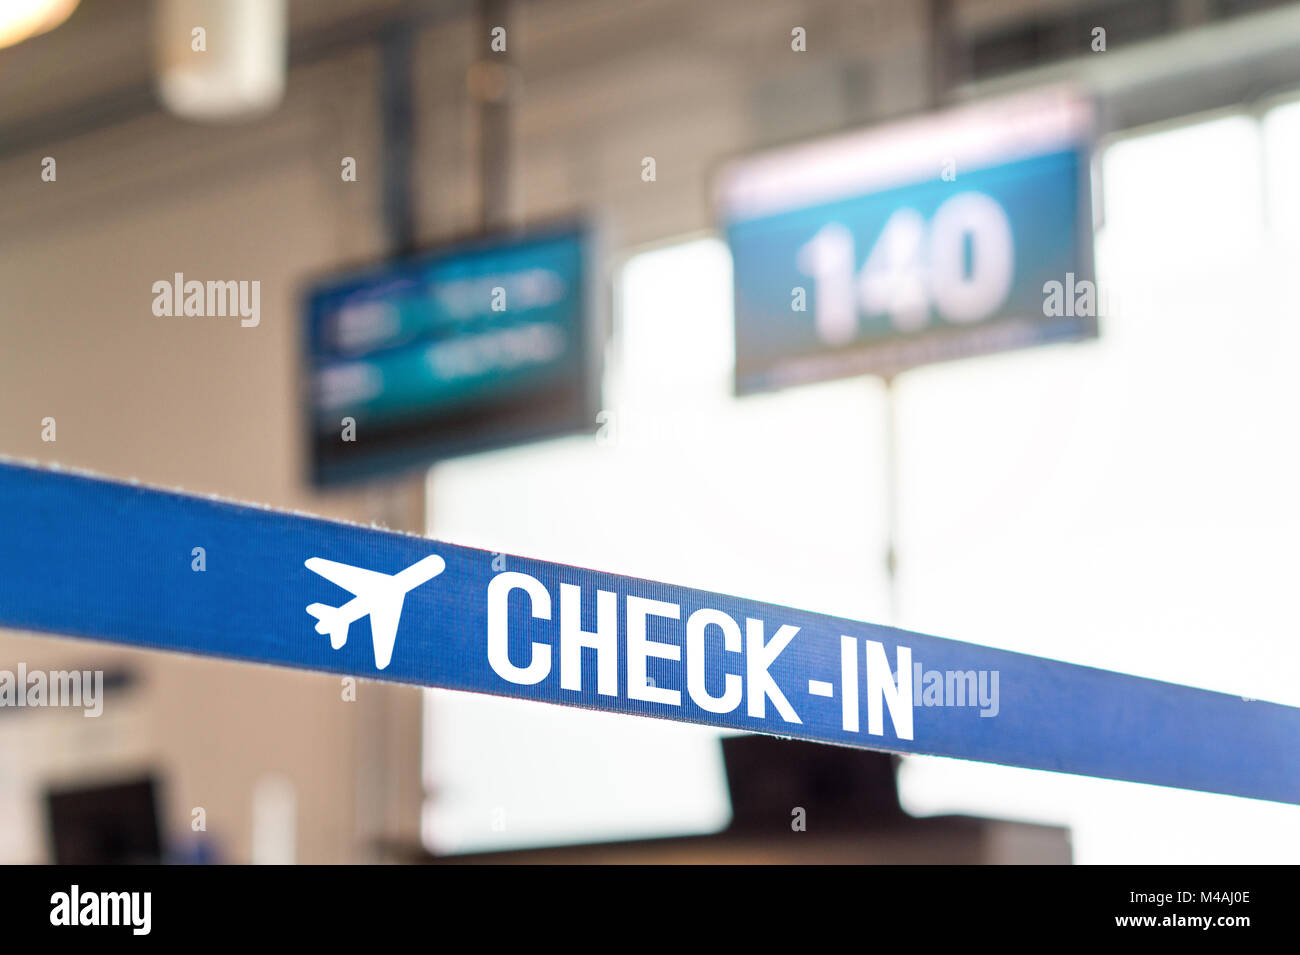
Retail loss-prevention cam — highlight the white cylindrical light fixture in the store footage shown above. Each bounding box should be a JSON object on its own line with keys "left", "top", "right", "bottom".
{"left": 154, "top": 0, "right": 287, "bottom": 122}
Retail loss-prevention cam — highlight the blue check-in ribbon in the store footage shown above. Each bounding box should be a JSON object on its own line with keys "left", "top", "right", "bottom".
{"left": 1, "top": 459, "right": 1296, "bottom": 804}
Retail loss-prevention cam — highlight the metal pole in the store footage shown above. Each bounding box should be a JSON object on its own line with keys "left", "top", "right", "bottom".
{"left": 878, "top": 0, "right": 954, "bottom": 626}
{"left": 379, "top": 20, "right": 416, "bottom": 256}
{"left": 882, "top": 374, "right": 901, "bottom": 625}
{"left": 478, "top": 0, "right": 513, "bottom": 229}
{"left": 928, "top": 0, "right": 956, "bottom": 108}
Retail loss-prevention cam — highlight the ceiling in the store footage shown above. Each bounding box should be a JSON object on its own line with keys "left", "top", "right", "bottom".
{"left": 0, "top": 0, "right": 429, "bottom": 155}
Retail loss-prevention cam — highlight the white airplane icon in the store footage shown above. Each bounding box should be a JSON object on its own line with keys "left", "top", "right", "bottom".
{"left": 304, "top": 554, "right": 445, "bottom": 670}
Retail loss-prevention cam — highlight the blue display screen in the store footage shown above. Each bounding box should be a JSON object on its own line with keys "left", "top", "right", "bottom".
{"left": 720, "top": 92, "right": 1097, "bottom": 392}
{"left": 303, "top": 224, "right": 598, "bottom": 485}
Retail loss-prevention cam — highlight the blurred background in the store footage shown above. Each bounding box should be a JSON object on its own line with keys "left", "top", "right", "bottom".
{"left": 2, "top": 0, "right": 1299, "bottom": 864}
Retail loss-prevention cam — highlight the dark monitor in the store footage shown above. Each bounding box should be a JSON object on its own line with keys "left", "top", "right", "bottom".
{"left": 303, "top": 222, "right": 602, "bottom": 486}
{"left": 45, "top": 775, "right": 162, "bottom": 865}
{"left": 721, "top": 735, "right": 906, "bottom": 833}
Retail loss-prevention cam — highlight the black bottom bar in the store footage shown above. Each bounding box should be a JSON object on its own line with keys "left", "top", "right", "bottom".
{"left": 0, "top": 863, "right": 1277, "bottom": 942}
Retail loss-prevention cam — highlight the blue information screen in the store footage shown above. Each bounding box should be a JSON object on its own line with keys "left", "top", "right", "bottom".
{"left": 304, "top": 223, "right": 599, "bottom": 485}
{"left": 718, "top": 89, "right": 1097, "bottom": 392}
